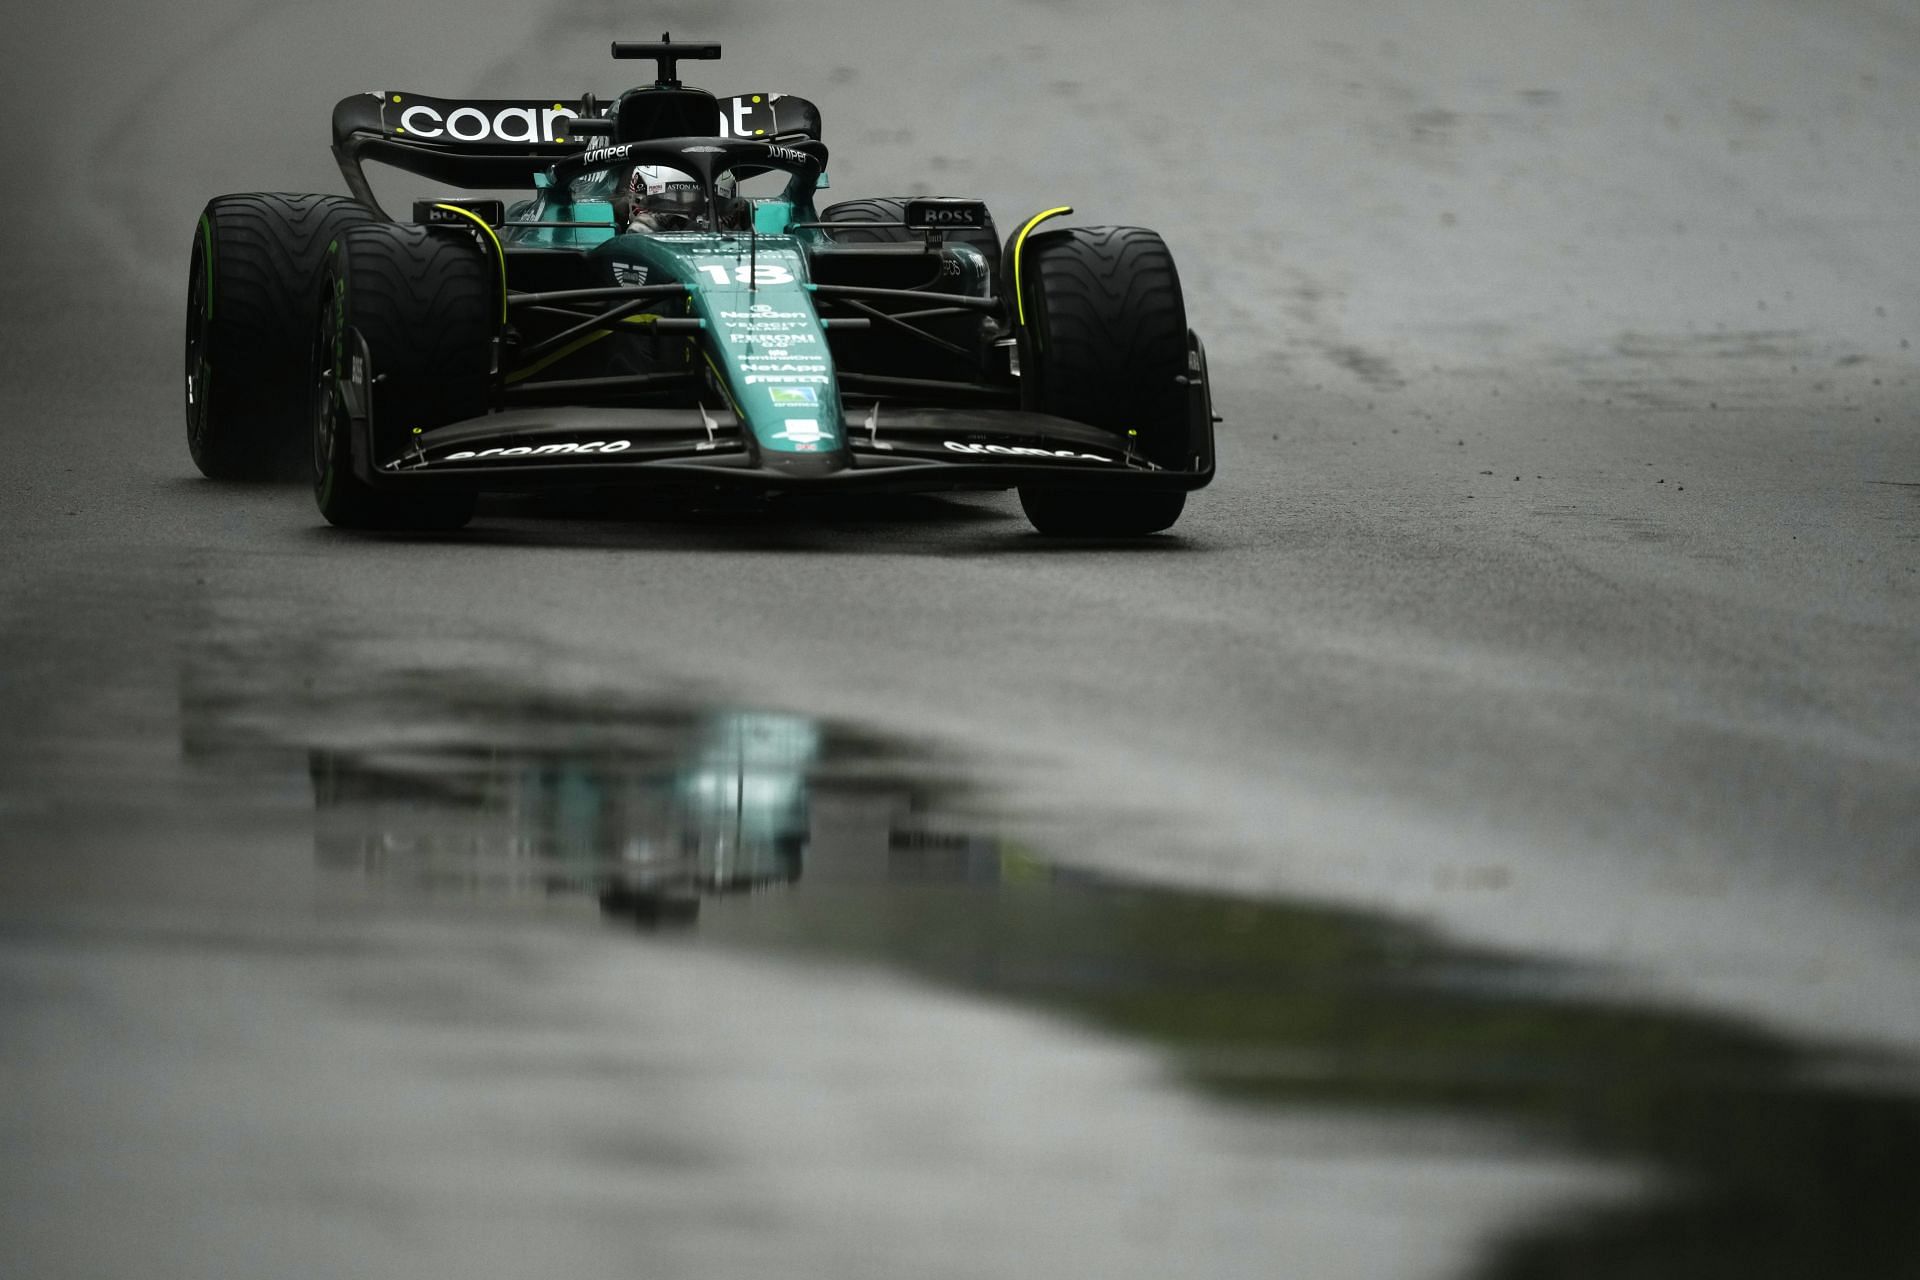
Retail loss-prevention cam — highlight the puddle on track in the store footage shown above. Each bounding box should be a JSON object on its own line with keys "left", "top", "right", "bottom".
{"left": 184, "top": 668, "right": 1920, "bottom": 1280}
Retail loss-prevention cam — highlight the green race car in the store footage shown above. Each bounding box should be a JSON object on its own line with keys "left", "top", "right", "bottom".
{"left": 185, "top": 37, "right": 1217, "bottom": 535}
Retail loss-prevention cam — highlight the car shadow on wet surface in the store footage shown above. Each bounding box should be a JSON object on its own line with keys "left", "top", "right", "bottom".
{"left": 153, "top": 472, "right": 1210, "bottom": 553}
{"left": 184, "top": 662, "right": 1920, "bottom": 1280}
{"left": 281, "top": 488, "right": 1201, "bottom": 553}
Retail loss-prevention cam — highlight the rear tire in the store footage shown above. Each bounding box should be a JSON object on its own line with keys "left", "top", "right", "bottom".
{"left": 185, "top": 193, "right": 377, "bottom": 479}
{"left": 820, "top": 196, "right": 1001, "bottom": 281}
{"left": 1015, "top": 225, "right": 1193, "bottom": 536}
{"left": 312, "top": 224, "right": 489, "bottom": 531}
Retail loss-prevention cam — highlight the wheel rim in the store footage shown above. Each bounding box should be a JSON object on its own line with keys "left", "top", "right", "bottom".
{"left": 184, "top": 238, "right": 211, "bottom": 451}
{"left": 311, "top": 283, "right": 341, "bottom": 498}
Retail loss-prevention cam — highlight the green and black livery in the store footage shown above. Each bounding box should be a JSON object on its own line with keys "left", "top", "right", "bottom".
{"left": 187, "top": 37, "right": 1217, "bottom": 535}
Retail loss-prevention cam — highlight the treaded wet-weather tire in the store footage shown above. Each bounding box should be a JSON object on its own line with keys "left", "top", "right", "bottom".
{"left": 185, "top": 193, "right": 377, "bottom": 479}
{"left": 1016, "top": 225, "right": 1191, "bottom": 536}
{"left": 312, "top": 223, "right": 488, "bottom": 531}
{"left": 821, "top": 196, "right": 1001, "bottom": 281}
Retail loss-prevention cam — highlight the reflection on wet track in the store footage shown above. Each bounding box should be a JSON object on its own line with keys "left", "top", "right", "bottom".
{"left": 311, "top": 711, "right": 819, "bottom": 920}
{"left": 270, "top": 680, "right": 1920, "bottom": 1279}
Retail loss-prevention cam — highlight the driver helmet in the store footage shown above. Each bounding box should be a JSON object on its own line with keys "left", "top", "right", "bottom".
{"left": 625, "top": 165, "right": 750, "bottom": 232}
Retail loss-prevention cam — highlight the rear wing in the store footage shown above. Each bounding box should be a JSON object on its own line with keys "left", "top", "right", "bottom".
{"left": 330, "top": 90, "right": 824, "bottom": 213}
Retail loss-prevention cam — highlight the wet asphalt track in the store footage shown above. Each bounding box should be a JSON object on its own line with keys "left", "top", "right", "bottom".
{"left": 2, "top": 1, "right": 1918, "bottom": 1276}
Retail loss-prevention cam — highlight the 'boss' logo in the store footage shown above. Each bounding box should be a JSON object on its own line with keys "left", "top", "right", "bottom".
{"left": 906, "top": 200, "right": 989, "bottom": 230}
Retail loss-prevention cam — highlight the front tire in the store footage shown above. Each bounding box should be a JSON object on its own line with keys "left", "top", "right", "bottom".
{"left": 1015, "top": 225, "right": 1193, "bottom": 536}
{"left": 312, "top": 224, "right": 489, "bottom": 531}
{"left": 1018, "top": 487, "right": 1185, "bottom": 537}
{"left": 185, "top": 193, "right": 377, "bottom": 480}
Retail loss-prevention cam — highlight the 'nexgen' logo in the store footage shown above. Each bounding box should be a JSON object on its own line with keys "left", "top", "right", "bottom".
{"left": 398, "top": 103, "right": 579, "bottom": 143}
{"left": 443, "top": 441, "right": 632, "bottom": 461}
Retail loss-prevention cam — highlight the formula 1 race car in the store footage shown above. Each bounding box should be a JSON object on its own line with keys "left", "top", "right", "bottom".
{"left": 184, "top": 37, "right": 1217, "bottom": 535}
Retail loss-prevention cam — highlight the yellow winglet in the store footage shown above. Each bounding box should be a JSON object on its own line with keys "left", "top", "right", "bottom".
{"left": 432, "top": 203, "right": 508, "bottom": 324}
{"left": 1012, "top": 205, "right": 1073, "bottom": 327}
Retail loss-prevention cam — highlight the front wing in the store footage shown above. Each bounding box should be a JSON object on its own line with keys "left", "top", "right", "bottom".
{"left": 346, "top": 395, "right": 1215, "bottom": 497}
